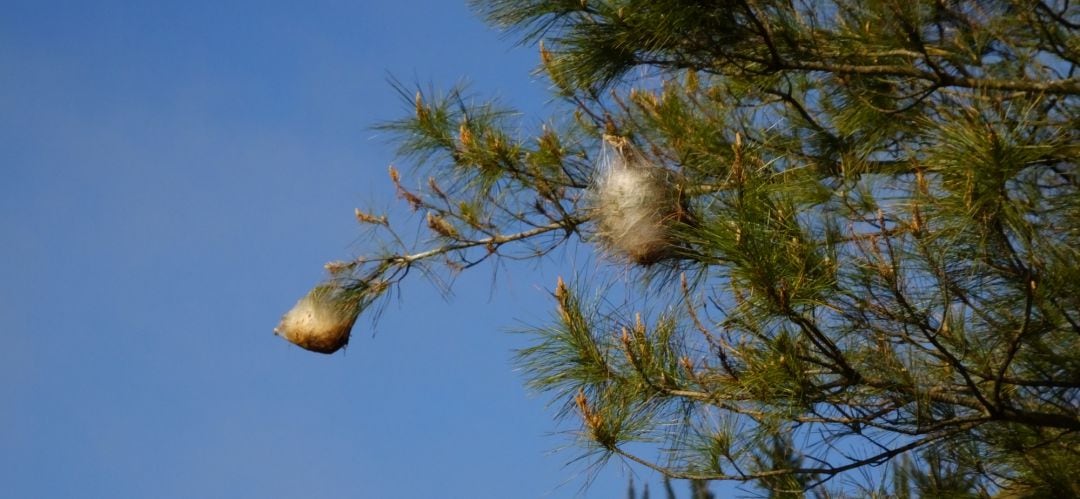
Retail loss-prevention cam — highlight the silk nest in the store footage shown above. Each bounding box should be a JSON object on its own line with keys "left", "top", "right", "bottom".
{"left": 274, "top": 284, "right": 361, "bottom": 354}
{"left": 591, "top": 136, "right": 681, "bottom": 265}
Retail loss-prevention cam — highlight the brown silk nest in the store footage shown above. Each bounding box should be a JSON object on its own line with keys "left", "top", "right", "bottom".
{"left": 274, "top": 285, "right": 360, "bottom": 354}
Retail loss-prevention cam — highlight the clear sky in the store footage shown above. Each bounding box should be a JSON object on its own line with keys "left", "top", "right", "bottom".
{"left": 0, "top": 1, "right": 739, "bottom": 498}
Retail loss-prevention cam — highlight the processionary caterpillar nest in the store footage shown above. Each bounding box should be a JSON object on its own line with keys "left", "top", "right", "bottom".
{"left": 274, "top": 284, "right": 361, "bottom": 354}
{"left": 591, "top": 135, "right": 683, "bottom": 265}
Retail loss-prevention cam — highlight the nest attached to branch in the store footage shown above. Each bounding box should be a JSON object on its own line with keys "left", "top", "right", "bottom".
{"left": 590, "top": 135, "right": 684, "bottom": 265}
{"left": 274, "top": 283, "right": 363, "bottom": 354}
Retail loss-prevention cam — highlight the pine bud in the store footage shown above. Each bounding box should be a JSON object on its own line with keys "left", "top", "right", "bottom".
{"left": 324, "top": 260, "right": 353, "bottom": 274}
{"left": 414, "top": 91, "right": 427, "bottom": 122}
{"left": 426, "top": 212, "right": 458, "bottom": 238}
{"left": 354, "top": 208, "right": 388, "bottom": 226}
{"left": 458, "top": 122, "right": 473, "bottom": 149}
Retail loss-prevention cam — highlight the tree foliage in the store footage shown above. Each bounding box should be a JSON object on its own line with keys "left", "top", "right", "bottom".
{"left": 282, "top": 0, "right": 1079, "bottom": 495}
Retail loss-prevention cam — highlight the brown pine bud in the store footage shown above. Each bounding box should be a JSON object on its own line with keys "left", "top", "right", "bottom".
{"left": 426, "top": 212, "right": 458, "bottom": 238}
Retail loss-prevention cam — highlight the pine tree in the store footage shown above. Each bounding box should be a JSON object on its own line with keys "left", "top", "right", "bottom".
{"left": 278, "top": 1, "right": 1079, "bottom": 495}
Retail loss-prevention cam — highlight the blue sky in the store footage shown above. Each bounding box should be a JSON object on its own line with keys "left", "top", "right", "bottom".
{"left": 0, "top": 1, "right": 737, "bottom": 498}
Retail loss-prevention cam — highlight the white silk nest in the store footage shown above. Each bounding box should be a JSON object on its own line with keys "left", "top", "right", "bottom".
{"left": 591, "top": 137, "right": 681, "bottom": 265}
{"left": 274, "top": 284, "right": 360, "bottom": 354}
